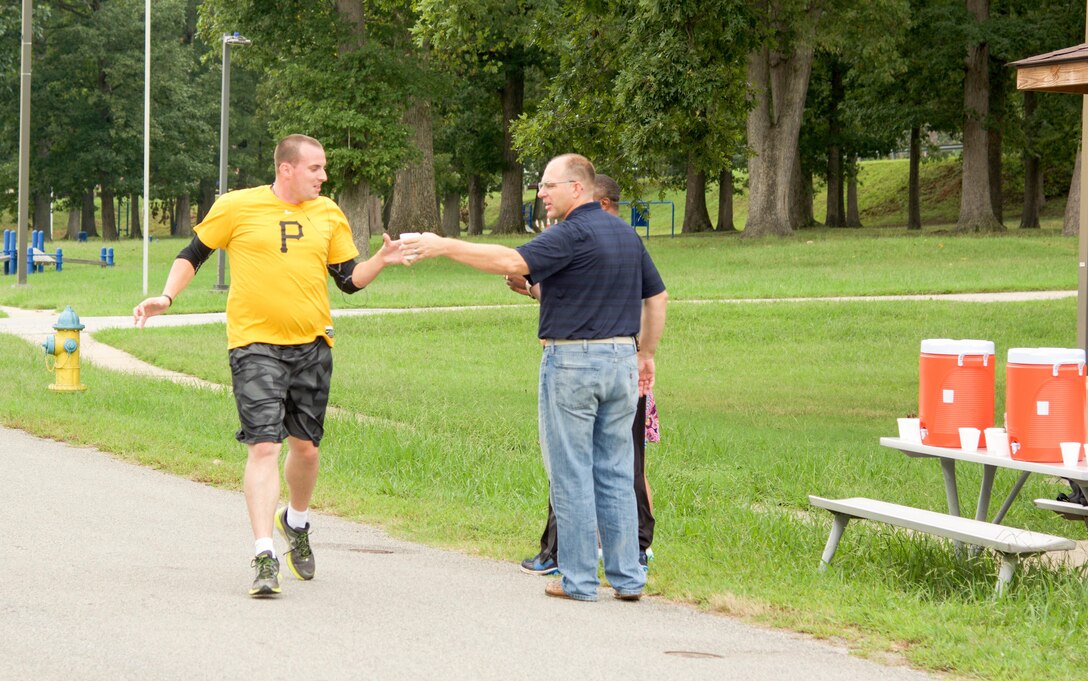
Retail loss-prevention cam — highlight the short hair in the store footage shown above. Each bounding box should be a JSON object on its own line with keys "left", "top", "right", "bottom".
{"left": 552, "top": 153, "right": 596, "bottom": 191}
{"left": 275, "top": 134, "right": 323, "bottom": 167}
{"left": 594, "top": 174, "right": 620, "bottom": 204}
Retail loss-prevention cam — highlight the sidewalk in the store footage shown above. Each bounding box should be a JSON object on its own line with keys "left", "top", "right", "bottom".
{"left": 2, "top": 424, "right": 938, "bottom": 681}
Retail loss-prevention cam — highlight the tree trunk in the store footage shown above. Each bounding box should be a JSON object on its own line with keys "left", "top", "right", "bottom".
{"left": 988, "top": 113, "right": 1003, "bottom": 225}
{"left": 988, "top": 54, "right": 1006, "bottom": 224}
{"left": 825, "top": 146, "right": 843, "bottom": 227}
{"left": 1019, "top": 91, "right": 1041, "bottom": 230}
{"left": 340, "top": 175, "right": 378, "bottom": 257}
{"left": 176, "top": 194, "right": 193, "bottom": 237}
{"left": 33, "top": 194, "right": 52, "bottom": 241}
{"left": 100, "top": 188, "right": 117, "bottom": 240}
{"left": 492, "top": 64, "right": 526, "bottom": 234}
{"left": 467, "top": 175, "right": 485, "bottom": 236}
{"left": 130, "top": 193, "right": 142, "bottom": 239}
{"left": 789, "top": 150, "right": 813, "bottom": 229}
{"left": 65, "top": 206, "right": 80, "bottom": 240}
{"left": 908, "top": 126, "right": 922, "bottom": 230}
{"left": 1064, "top": 145, "right": 1080, "bottom": 237}
{"left": 682, "top": 159, "right": 713, "bottom": 233}
{"left": 82, "top": 190, "right": 98, "bottom": 237}
{"left": 717, "top": 168, "right": 735, "bottom": 232}
{"left": 197, "top": 178, "right": 216, "bottom": 223}
{"left": 744, "top": 40, "right": 817, "bottom": 237}
{"left": 825, "top": 59, "right": 845, "bottom": 228}
{"left": 441, "top": 192, "right": 461, "bottom": 237}
{"left": 846, "top": 161, "right": 862, "bottom": 228}
{"left": 956, "top": 0, "right": 1003, "bottom": 232}
{"left": 336, "top": 0, "right": 366, "bottom": 49}
{"left": 532, "top": 195, "right": 546, "bottom": 231}
{"left": 387, "top": 99, "right": 439, "bottom": 237}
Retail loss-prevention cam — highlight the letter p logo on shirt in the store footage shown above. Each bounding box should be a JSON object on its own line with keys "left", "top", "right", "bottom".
{"left": 280, "top": 221, "right": 304, "bottom": 252}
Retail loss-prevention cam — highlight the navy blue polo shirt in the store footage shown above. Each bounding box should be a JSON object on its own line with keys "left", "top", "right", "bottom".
{"left": 516, "top": 201, "right": 666, "bottom": 340}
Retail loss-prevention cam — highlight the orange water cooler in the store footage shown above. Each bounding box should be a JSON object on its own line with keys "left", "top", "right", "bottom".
{"left": 918, "top": 339, "right": 995, "bottom": 447}
{"left": 1005, "top": 348, "right": 1086, "bottom": 462}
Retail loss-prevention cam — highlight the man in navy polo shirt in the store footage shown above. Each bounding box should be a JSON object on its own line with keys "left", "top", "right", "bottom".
{"left": 403, "top": 153, "right": 667, "bottom": 602}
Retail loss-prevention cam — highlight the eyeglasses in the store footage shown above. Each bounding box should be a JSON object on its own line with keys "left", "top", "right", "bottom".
{"left": 538, "top": 180, "right": 577, "bottom": 191}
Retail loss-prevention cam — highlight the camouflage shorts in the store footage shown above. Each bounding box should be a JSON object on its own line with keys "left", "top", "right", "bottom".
{"left": 228, "top": 338, "right": 333, "bottom": 446}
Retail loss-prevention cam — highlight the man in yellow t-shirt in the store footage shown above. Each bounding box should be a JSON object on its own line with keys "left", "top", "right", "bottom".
{"left": 133, "top": 134, "right": 406, "bottom": 597}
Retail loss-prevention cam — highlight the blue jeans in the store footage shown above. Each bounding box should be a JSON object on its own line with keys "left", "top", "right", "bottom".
{"left": 539, "top": 340, "right": 645, "bottom": 600}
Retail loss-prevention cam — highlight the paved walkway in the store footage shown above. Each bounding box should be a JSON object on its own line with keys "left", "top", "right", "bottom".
{"left": 1, "top": 293, "right": 1075, "bottom": 680}
{"left": 3, "top": 425, "right": 937, "bottom": 681}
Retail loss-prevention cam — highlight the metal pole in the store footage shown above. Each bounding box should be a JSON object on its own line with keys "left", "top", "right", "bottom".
{"left": 142, "top": 0, "right": 150, "bottom": 295}
{"left": 1080, "top": 0, "right": 1088, "bottom": 432}
{"left": 15, "top": 0, "right": 32, "bottom": 287}
{"left": 215, "top": 36, "right": 232, "bottom": 291}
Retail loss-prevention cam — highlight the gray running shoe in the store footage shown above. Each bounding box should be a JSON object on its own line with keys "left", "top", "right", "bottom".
{"left": 276, "top": 507, "right": 315, "bottom": 580}
{"left": 249, "top": 551, "right": 281, "bottom": 597}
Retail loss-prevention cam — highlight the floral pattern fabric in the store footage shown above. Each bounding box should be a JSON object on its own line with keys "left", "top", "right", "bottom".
{"left": 644, "top": 390, "right": 660, "bottom": 443}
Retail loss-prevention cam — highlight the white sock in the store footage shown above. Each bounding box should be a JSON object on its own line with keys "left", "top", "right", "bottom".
{"left": 255, "top": 537, "right": 275, "bottom": 558}
{"left": 287, "top": 505, "right": 310, "bottom": 530}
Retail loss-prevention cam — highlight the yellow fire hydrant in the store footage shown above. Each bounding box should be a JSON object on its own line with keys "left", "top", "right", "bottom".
{"left": 42, "top": 305, "right": 87, "bottom": 392}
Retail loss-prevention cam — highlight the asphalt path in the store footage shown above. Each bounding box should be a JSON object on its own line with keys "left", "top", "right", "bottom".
{"left": 2, "top": 426, "right": 938, "bottom": 681}
{"left": 6, "top": 296, "right": 1061, "bottom": 680}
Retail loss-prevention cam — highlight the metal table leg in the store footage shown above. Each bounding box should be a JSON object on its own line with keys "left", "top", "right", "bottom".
{"left": 992, "top": 471, "right": 1031, "bottom": 525}
{"left": 940, "top": 458, "right": 963, "bottom": 554}
{"left": 975, "top": 464, "right": 996, "bottom": 521}
{"left": 940, "top": 458, "right": 961, "bottom": 516}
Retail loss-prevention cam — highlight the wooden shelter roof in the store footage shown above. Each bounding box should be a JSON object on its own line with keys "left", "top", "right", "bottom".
{"left": 1011, "top": 43, "right": 1088, "bottom": 94}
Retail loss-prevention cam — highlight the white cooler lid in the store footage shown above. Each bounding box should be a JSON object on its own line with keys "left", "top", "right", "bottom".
{"left": 920, "top": 339, "right": 995, "bottom": 356}
{"left": 1007, "top": 347, "right": 1086, "bottom": 365}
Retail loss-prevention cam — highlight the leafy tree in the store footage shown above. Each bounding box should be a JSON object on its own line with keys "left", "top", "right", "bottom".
{"left": 415, "top": 0, "right": 554, "bottom": 234}
{"left": 199, "top": 0, "right": 426, "bottom": 248}
{"left": 803, "top": 0, "right": 909, "bottom": 228}
{"left": 0, "top": 0, "right": 218, "bottom": 240}
{"left": 432, "top": 69, "right": 504, "bottom": 236}
{"left": 514, "top": 0, "right": 751, "bottom": 236}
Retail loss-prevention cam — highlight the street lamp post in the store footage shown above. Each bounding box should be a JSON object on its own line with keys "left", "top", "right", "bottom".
{"left": 15, "top": 0, "right": 32, "bottom": 288}
{"left": 214, "top": 32, "right": 251, "bottom": 291}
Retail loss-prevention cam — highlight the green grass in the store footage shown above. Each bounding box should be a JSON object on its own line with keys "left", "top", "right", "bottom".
{"left": 59, "top": 296, "right": 1088, "bottom": 679}
{"left": 0, "top": 225, "right": 1076, "bottom": 316}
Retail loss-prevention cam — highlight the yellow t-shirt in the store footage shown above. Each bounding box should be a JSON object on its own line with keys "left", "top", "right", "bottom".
{"left": 195, "top": 185, "right": 359, "bottom": 349}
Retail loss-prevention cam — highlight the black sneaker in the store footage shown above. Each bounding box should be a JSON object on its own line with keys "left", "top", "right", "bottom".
{"left": 276, "top": 507, "right": 315, "bottom": 580}
{"left": 639, "top": 547, "right": 654, "bottom": 572}
{"left": 249, "top": 551, "right": 281, "bottom": 597}
{"left": 520, "top": 553, "right": 559, "bottom": 576}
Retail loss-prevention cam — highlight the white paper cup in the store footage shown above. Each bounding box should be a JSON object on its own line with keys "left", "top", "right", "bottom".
{"left": 398, "top": 232, "right": 422, "bottom": 263}
{"left": 958, "top": 427, "right": 981, "bottom": 453}
{"left": 1060, "top": 441, "right": 1082, "bottom": 467}
{"left": 984, "top": 428, "right": 1009, "bottom": 457}
{"left": 897, "top": 418, "right": 921, "bottom": 443}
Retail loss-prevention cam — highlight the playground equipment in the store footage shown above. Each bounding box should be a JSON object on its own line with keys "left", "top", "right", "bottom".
{"left": 2, "top": 230, "right": 113, "bottom": 276}
{"left": 625, "top": 200, "right": 676, "bottom": 239}
{"left": 41, "top": 305, "right": 88, "bottom": 392}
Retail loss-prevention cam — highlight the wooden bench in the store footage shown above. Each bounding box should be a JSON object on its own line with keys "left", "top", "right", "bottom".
{"left": 809, "top": 495, "right": 1075, "bottom": 594}
{"left": 1034, "top": 498, "right": 1088, "bottom": 527}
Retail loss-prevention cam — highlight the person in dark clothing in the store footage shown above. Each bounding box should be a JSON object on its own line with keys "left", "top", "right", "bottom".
{"left": 505, "top": 174, "right": 657, "bottom": 576}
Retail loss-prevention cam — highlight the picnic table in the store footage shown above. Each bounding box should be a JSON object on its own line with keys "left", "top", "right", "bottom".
{"left": 878, "top": 436, "right": 1088, "bottom": 525}
{"left": 809, "top": 436, "right": 1086, "bottom": 594}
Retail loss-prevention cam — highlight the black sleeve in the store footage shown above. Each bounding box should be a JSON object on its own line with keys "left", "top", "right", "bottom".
{"left": 177, "top": 235, "right": 214, "bottom": 273}
{"left": 327, "top": 259, "right": 364, "bottom": 294}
